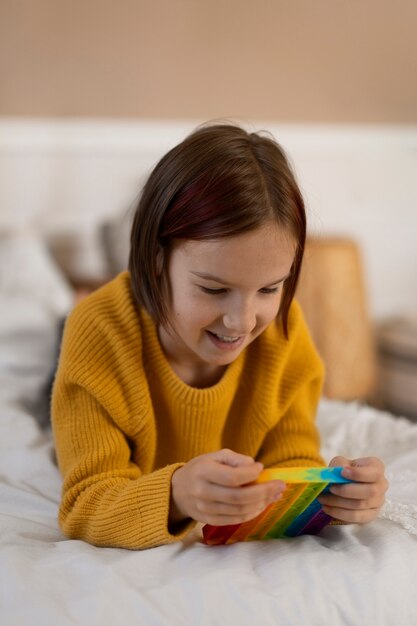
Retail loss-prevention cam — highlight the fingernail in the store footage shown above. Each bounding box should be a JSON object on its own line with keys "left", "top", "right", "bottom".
{"left": 343, "top": 468, "right": 352, "bottom": 478}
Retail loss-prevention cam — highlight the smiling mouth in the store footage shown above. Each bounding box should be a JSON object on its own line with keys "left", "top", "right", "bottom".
{"left": 207, "top": 331, "right": 242, "bottom": 343}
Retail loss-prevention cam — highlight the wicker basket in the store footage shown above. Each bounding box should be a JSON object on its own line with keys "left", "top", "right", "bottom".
{"left": 296, "top": 237, "right": 376, "bottom": 401}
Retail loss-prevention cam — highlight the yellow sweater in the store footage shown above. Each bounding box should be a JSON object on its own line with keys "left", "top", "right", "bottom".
{"left": 51, "top": 271, "right": 325, "bottom": 550}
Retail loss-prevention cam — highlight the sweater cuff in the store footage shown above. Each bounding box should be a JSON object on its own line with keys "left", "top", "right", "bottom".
{"left": 136, "top": 463, "right": 196, "bottom": 548}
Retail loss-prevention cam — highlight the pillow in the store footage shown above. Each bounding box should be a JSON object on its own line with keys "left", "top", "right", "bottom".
{"left": 0, "top": 230, "right": 73, "bottom": 317}
{"left": 0, "top": 231, "right": 74, "bottom": 427}
{"left": 46, "top": 226, "right": 111, "bottom": 285}
{"left": 100, "top": 209, "right": 133, "bottom": 277}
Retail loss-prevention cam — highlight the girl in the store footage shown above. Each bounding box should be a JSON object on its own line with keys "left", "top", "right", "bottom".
{"left": 51, "top": 122, "right": 388, "bottom": 550}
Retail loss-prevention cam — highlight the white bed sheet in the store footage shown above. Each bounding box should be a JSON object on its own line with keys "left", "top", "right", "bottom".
{"left": 1, "top": 245, "right": 417, "bottom": 626}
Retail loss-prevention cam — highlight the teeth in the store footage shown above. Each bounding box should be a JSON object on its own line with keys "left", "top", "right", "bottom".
{"left": 212, "top": 333, "right": 240, "bottom": 343}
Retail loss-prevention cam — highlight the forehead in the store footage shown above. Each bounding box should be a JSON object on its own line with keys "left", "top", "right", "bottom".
{"left": 170, "top": 223, "right": 295, "bottom": 284}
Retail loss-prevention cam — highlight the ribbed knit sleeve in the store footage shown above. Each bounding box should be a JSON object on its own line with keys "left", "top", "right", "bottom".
{"left": 255, "top": 301, "right": 326, "bottom": 469}
{"left": 52, "top": 272, "right": 326, "bottom": 550}
{"left": 51, "top": 274, "right": 196, "bottom": 549}
{"left": 53, "top": 383, "right": 192, "bottom": 549}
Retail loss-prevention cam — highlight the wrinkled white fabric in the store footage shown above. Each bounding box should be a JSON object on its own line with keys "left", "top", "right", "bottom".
{"left": 2, "top": 401, "right": 417, "bottom": 624}
{"left": 1, "top": 270, "right": 417, "bottom": 626}
{"left": 317, "top": 400, "right": 417, "bottom": 536}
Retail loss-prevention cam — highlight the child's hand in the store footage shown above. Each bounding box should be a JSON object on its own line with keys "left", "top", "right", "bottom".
{"left": 170, "top": 449, "right": 286, "bottom": 527}
{"left": 317, "top": 456, "right": 389, "bottom": 524}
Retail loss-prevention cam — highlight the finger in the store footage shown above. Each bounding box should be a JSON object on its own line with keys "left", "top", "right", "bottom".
{"left": 318, "top": 493, "right": 386, "bottom": 511}
{"left": 202, "top": 481, "right": 285, "bottom": 507}
{"left": 326, "top": 479, "right": 389, "bottom": 500}
{"left": 320, "top": 504, "right": 381, "bottom": 524}
{"left": 200, "top": 506, "right": 271, "bottom": 526}
{"left": 196, "top": 495, "right": 272, "bottom": 519}
{"left": 211, "top": 449, "right": 262, "bottom": 469}
{"left": 205, "top": 459, "right": 264, "bottom": 488}
{"left": 198, "top": 495, "right": 279, "bottom": 525}
{"left": 341, "top": 458, "right": 386, "bottom": 483}
{"left": 329, "top": 455, "right": 386, "bottom": 483}
{"left": 328, "top": 455, "right": 350, "bottom": 468}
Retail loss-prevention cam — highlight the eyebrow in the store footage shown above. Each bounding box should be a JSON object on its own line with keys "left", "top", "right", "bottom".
{"left": 190, "top": 271, "right": 290, "bottom": 287}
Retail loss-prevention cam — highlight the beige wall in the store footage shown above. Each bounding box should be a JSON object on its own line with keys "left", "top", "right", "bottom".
{"left": 1, "top": 0, "right": 417, "bottom": 122}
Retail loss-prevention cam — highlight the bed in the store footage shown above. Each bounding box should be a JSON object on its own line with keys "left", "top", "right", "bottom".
{"left": 1, "top": 233, "right": 417, "bottom": 626}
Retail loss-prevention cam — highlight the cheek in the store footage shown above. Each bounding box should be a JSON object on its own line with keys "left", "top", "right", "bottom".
{"left": 172, "top": 293, "right": 218, "bottom": 327}
{"left": 191, "top": 299, "right": 221, "bottom": 327}
{"left": 258, "top": 295, "right": 283, "bottom": 326}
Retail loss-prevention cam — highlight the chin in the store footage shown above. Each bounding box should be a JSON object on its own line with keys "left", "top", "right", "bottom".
{"left": 206, "top": 350, "right": 243, "bottom": 366}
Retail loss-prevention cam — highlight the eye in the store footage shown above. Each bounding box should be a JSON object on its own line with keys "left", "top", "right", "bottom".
{"left": 259, "top": 286, "right": 281, "bottom": 294}
{"left": 200, "top": 286, "right": 227, "bottom": 295}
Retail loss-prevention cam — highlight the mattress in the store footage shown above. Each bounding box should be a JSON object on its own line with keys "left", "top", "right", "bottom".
{"left": 1, "top": 238, "right": 416, "bottom": 626}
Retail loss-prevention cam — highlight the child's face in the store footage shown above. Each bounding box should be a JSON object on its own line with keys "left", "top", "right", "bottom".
{"left": 158, "top": 222, "right": 295, "bottom": 383}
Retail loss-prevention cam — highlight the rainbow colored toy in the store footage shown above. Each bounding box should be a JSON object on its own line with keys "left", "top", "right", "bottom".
{"left": 202, "top": 467, "right": 352, "bottom": 545}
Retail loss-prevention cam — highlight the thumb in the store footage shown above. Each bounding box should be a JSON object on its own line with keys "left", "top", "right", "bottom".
{"left": 329, "top": 456, "right": 376, "bottom": 468}
{"left": 212, "top": 448, "right": 262, "bottom": 470}
{"left": 329, "top": 456, "right": 355, "bottom": 481}
{"left": 349, "top": 457, "right": 379, "bottom": 467}
{"left": 329, "top": 456, "right": 379, "bottom": 481}
{"left": 328, "top": 455, "right": 351, "bottom": 469}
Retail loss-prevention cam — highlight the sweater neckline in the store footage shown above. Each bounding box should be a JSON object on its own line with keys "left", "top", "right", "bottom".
{"left": 139, "top": 307, "right": 245, "bottom": 401}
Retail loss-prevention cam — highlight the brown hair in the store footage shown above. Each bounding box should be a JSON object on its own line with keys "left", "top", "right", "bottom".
{"left": 128, "top": 122, "right": 306, "bottom": 337}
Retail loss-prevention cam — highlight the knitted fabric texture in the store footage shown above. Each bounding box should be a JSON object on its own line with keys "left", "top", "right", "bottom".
{"left": 51, "top": 272, "right": 325, "bottom": 549}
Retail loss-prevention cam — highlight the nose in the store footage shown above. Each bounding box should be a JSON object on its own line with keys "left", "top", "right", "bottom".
{"left": 222, "top": 297, "right": 257, "bottom": 335}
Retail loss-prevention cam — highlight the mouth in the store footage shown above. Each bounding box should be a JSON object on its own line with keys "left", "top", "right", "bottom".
{"left": 206, "top": 330, "right": 245, "bottom": 351}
